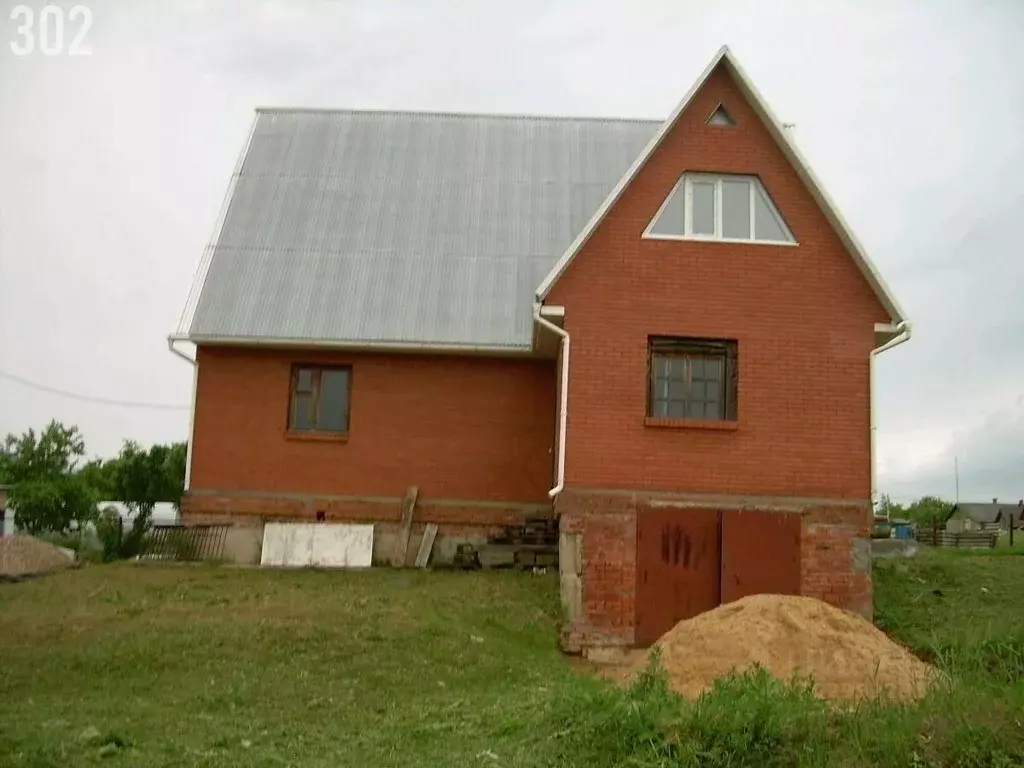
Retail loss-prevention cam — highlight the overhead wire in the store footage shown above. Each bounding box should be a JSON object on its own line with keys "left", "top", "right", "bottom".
{"left": 0, "top": 369, "right": 189, "bottom": 411}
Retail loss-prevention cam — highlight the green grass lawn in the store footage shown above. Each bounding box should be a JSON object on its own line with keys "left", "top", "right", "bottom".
{"left": 1, "top": 550, "right": 1023, "bottom": 767}
{"left": 0, "top": 566, "right": 589, "bottom": 767}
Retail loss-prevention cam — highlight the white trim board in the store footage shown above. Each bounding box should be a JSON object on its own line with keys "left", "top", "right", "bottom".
{"left": 534, "top": 45, "right": 907, "bottom": 328}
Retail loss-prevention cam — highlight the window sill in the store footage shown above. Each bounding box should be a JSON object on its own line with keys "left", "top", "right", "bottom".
{"left": 285, "top": 431, "right": 349, "bottom": 443}
{"left": 644, "top": 417, "right": 739, "bottom": 431}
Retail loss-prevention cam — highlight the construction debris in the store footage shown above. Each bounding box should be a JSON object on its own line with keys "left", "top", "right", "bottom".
{"left": 448, "top": 515, "right": 558, "bottom": 571}
{"left": 414, "top": 524, "right": 437, "bottom": 568}
{"left": 0, "top": 535, "right": 76, "bottom": 580}
{"left": 629, "top": 594, "right": 935, "bottom": 702}
{"left": 391, "top": 486, "right": 418, "bottom": 567}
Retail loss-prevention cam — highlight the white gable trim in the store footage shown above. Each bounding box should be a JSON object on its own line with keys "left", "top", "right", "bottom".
{"left": 534, "top": 45, "right": 908, "bottom": 328}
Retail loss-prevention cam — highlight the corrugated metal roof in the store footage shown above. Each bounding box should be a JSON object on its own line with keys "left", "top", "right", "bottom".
{"left": 183, "top": 109, "right": 658, "bottom": 348}
{"left": 950, "top": 503, "right": 1023, "bottom": 525}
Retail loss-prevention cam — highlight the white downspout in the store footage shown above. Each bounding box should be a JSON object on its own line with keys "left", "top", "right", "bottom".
{"left": 167, "top": 336, "right": 198, "bottom": 494}
{"left": 533, "top": 305, "right": 569, "bottom": 498}
{"left": 870, "top": 321, "right": 912, "bottom": 508}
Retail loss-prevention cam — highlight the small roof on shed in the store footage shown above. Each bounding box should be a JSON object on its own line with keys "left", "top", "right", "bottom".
{"left": 178, "top": 109, "right": 657, "bottom": 349}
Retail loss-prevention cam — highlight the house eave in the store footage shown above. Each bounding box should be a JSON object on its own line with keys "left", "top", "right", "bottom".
{"left": 175, "top": 334, "right": 539, "bottom": 357}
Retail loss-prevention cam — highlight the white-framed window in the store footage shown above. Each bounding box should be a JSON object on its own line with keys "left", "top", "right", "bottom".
{"left": 645, "top": 173, "right": 796, "bottom": 244}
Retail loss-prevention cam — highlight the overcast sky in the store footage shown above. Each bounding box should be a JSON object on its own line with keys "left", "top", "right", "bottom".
{"left": 0, "top": 0, "right": 1021, "bottom": 504}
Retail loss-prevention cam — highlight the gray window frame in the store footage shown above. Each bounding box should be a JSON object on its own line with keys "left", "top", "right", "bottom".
{"left": 647, "top": 337, "right": 738, "bottom": 421}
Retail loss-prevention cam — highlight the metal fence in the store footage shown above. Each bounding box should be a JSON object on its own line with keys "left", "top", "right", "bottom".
{"left": 141, "top": 524, "right": 230, "bottom": 562}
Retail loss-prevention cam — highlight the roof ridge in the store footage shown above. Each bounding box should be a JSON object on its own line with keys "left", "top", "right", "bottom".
{"left": 254, "top": 106, "right": 662, "bottom": 125}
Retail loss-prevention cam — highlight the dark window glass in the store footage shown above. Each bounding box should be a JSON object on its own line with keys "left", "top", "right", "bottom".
{"left": 292, "top": 392, "right": 313, "bottom": 430}
{"left": 648, "top": 338, "right": 737, "bottom": 421}
{"left": 319, "top": 370, "right": 350, "bottom": 432}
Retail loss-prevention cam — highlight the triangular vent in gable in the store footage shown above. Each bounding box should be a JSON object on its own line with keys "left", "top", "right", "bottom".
{"left": 645, "top": 173, "right": 795, "bottom": 243}
{"left": 706, "top": 104, "right": 736, "bottom": 126}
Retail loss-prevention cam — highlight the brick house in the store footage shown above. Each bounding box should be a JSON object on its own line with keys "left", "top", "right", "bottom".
{"left": 171, "top": 46, "right": 909, "bottom": 649}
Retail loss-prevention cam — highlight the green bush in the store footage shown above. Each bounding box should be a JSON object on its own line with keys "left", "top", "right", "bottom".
{"left": 94, "top": 505, "right": 152, "bottom": 562}
{"left": 673, "top": 667, "right": 833, "bottom": 767}
{"left": 545, "top": 658, "right": 1023, "bottom": 768}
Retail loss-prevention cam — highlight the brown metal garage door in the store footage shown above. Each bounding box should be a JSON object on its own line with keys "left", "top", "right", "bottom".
{"left": 635, "top": 507, "right": 721, "bottom": 646}
{"left": 720, "top": 509, "right": 802, "bottom": 604}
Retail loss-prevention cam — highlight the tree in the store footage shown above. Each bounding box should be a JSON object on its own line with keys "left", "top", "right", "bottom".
{"left": 2, "top": 422, "right": 96, "bottom": 534}
{"left": 905, "top": 496, "right": 953, "bottom": 527}
{"left": 96, "top": 440, "right": 187, "bottom": 560}
{"left": 164, "top": 442, "right": 187, "bottom": 510}
{"left": 1, "top": 421, "right": 85, "bottom": 483}
{"left": 77, "top": 458, "right": 116, "bottom": 500}
{"left": 875, "top": 494, "right": 906, "bottom": 519}
{"left": 9, "top": 477, "right": 96, "bottom": 535}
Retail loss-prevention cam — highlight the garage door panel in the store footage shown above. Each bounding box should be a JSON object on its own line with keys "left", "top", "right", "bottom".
{"left": 721, "top": 509, "right": 801, "bottom": 604}
{"left": 636, "top": 507, "right": 721, "bottom": 646}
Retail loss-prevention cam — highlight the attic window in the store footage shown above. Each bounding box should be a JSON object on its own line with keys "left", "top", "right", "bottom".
{"left": 645, "top": 173, "right": 795, "bottom": 244}
{"left": 706, "top": 105, "right": 736, "bottom": 126}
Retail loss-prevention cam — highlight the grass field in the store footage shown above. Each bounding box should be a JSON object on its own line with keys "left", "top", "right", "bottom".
{"left": 1, "top": 550, "right": 1023, "bottom": 767}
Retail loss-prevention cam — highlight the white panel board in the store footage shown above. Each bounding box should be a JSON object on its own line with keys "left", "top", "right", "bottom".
{"left": 260, "top": 523, "right": 314, "bottom": 567}
{"left": 261, "top": 523, "right": 373, "bottom": 568}
{"left": 310, "top": 524, "right": 373, "bottom": 567}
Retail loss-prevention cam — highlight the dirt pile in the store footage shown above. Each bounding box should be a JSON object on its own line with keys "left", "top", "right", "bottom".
{"left": 0, "top": 535, "right": 75, "bottom": 579}
{"left": 635, "top": 594, "right": 934, "bottom": 702}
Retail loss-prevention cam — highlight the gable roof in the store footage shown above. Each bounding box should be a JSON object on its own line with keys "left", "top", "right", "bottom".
{"left": 177, "top": 46, "right": 908, "bottom": 352}
{"left": 535, "top": 46, "right": 908, "bottom": 334}
{"left": 177, "top": 110, "right": 657, "bottom": 349}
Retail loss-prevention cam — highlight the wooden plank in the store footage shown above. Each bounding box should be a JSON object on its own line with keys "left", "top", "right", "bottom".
{"left": 414, "top": 524, "right": 438, "bottom": 568}
{"left": 391, "top": 486, "right": 418, "bottom": 567}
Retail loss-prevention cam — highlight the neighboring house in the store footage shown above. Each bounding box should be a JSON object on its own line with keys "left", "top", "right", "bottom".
{"left": 945, "top": 501, "right": 1023, "bottom": 534}
{"left": 170, "top": 46, "right": 910, "bottom": 649}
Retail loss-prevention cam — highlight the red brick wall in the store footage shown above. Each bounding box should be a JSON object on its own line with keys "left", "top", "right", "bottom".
{"left": 558, "top": 493, "right": 638, "bottom": 648}
{"left": 547, "top": 64, "right": 888, "bottom": 500}
{"left": 190, "top": 347, "right": 556, "bottom": 504}
{"left": 800, "top": 505, "right": 873, "bottom": 619}
{"left": 181, "top": 491, "right": 545, "bottom": 529}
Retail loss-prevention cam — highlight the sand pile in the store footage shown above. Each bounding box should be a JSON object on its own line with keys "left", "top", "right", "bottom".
{"left": 635, "top": 594, "right": 934, "bottom": 702}
{"left": 0, "top": 535, "right": 75, "bottom": 579}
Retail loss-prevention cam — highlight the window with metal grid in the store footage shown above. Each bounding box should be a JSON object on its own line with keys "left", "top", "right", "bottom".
{"left": 648, "top": 338, "right": 738, "bottom": 421}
